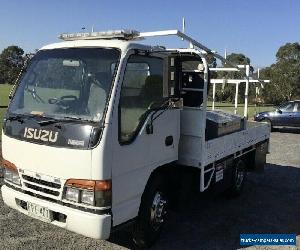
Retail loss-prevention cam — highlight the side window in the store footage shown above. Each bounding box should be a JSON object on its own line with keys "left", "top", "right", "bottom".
{"left": 296, "top": 102, "right": 300, "bottom": 112}
{"left": 280, "top": 102, "right": 294, "bottom": 112}
{"left": 181, "top": 59, "right": 205, "bottom": 107}
{"left": 119, "top": 54, "right": 164, "bottom": 143}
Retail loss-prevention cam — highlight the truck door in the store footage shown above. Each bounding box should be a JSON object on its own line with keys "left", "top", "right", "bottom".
{"left": 111, "top": 53, "right": 180, "bottom": 226}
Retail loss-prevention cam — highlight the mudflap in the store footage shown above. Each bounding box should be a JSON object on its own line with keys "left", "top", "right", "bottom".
{"left": 253, "top": 140, "right": 269, "bottom": 173}
{"left": 208, "top": 158, "right": 234, "bottom": 194}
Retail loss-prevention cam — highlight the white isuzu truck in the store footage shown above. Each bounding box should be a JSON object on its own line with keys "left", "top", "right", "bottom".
{"left": 1, "top": 29, "right": 270, "bottom": 248}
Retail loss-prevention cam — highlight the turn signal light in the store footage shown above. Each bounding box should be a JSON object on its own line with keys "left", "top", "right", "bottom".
{"left": 2, "top": 159, "right": 18, "bottom": 172}
{"left": 65, "top": 179, "right": 111, "bottom": 191}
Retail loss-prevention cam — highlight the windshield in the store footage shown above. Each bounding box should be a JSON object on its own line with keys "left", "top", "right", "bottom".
{"left": 8, "top": 48, "right": 120, "bottom": 122}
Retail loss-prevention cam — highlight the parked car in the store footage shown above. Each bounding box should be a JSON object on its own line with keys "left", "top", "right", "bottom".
{"left": 254, "top": 100, "right": 300, "bottom": 129}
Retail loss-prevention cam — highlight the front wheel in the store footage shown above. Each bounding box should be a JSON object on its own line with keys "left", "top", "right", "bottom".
{"left": 133, "top": 175, "right": 168, "bottom": 249}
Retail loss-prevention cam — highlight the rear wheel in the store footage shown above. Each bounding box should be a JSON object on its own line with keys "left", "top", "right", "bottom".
{"left": 133, "top": 175, "right": 168, "bottom": 249}
{"left": 227, "top": 159, "right": 247, "bottom": 197}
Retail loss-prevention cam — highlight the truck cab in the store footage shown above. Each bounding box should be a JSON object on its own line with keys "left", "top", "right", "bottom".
{"left": 1, "top": 30, "right": 270, "bottom": 248}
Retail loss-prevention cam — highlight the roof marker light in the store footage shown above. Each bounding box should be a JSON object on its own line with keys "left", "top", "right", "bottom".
{"left": 58, "top": 29, "right": 140, "bottom": 41}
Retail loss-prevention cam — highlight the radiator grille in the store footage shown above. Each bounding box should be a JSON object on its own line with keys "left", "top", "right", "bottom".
{"left": 22, "top": 175, "right": 61, "bottom": 197}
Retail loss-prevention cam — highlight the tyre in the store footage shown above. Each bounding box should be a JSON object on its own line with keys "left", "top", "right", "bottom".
{"left": 227, "top": 159, "right": 247, "bottom": 197}
{"left": 133, "top": 175, "right": 168, "bottom": 249}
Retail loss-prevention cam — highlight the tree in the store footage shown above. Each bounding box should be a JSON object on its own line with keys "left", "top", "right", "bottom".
{"left": 205, "top": 52, "right": 217, "bottom": 68}
{"left": 276, "top": 42, "right": 300, "bottom": 61}
{"left": 224, "top": 53, "right": 254, "bottom": 78}
{"left": 260, "top": 42, "right": 300, "bottom": 104}
{"left": 0, "top": 46, "right": 24, "bottom": 84}
{"left": 226, "top": 53, "right": 251, "bottom": 65}
{"left": 210, "top": 53, "right": 254, "bottom": 103}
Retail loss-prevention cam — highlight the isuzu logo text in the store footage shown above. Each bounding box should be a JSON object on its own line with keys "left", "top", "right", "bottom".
{"left": 23, "top": 127, "right": 58, "bottom": 142}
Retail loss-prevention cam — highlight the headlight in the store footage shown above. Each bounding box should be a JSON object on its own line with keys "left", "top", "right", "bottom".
{"left": 63, "top": 179, "right": 111, "bottom": 207}
{"left": 2, "top": 159, "right": 21, "bottom": 186}
{"left": 4, "top": 168, "right": 21, "bottom": 186}
{"left": 81, "top": 190, "right": 94, "bottom": 205}
{"left": 65, "top": 187, "right": 80, "bottom": 203}
{"left": 4, "top": 168, "right": 13, "bottom": 181}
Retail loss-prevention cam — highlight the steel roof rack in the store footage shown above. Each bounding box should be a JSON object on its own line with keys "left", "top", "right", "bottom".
{"left": 137, "top": 30, "right": 271, "bottom": 117}
{"left": 58, "top": 28, "right": 269, "bottom": 117}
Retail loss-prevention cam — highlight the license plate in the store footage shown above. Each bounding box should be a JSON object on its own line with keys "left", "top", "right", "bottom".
{"left": 27, "top": 202, "right": 52, "bottom": 222}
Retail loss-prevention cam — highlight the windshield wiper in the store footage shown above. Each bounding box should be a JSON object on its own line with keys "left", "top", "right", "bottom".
{"left": 6, "top": 114, "right": 25, "bottom": 123}
{"left": 38, "top": 118, "right": 60, "bottom": 126}
{"left": 62, "top": 116, "right": 94, "bottom": 122}
{"left": 38, "top": 116, "right": 92, "bottom": 126}
{"left": 63, "top": 116, "right": 83, "bottom": 121}
{"left": 7, "top": 113, "right": 44, "bottom": 123}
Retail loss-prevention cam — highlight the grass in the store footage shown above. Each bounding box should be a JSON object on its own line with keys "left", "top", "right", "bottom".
{"left": 0, "top": 84, "right": 12, "bottom": 140}
{"left": 207, "top": 101, "right": 275, "bottom": 119}
{"left": 0, "top": 84, "right": 12, "bottom": 106}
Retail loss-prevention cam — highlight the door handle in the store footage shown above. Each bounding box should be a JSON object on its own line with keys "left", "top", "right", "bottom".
{"left": 165, "top": 136, "right": 173, "bottom": 146}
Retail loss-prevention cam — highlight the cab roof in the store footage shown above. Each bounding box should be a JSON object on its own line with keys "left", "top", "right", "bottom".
{"left": 40, "top": 39, "right": 152, "bottom": 53}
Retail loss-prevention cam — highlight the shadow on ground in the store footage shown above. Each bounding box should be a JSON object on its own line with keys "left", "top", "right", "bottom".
{"left": 109, "top": 163, "right": 300, "bottom": 249}
{"left": 274, "top": 127, "right": 300, "bottom": 134}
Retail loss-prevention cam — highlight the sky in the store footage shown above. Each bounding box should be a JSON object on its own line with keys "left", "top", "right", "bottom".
{"left": 0, "top": 0, "right": 300, "bottom": 68}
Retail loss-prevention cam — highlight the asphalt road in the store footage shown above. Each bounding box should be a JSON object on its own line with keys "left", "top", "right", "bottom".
{"left": 0, "top": 129, "right": 299, "bottom": 250}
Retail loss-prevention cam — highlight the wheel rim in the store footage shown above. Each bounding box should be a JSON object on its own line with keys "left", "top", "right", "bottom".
{"left": 235, "top": 163, "right": 245, "bottom": 189}
{"left": 150, "top": 192, "right": 167, "bottom": 231}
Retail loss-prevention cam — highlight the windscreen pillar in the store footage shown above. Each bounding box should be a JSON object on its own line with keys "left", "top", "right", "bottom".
{"left": 234, "top": 83, "right": 239, "bottom": 115}
{"left": 255, "top": 86, "right": 259, "bottom": 113}
{"left": 212, "top": 82, "right": 216, "bottom": 110}
{"left": 243, "top": 65, "right": 250, "bottom": 118}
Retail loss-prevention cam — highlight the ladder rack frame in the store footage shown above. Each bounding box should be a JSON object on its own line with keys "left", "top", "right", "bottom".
{"left": 138, "top": 29, "right": 269, "bottom": 118}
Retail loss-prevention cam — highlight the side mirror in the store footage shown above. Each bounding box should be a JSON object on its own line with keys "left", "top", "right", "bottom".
{"left": 277, "top": 109, "right": 282, "bottom": 114}
{"left": 163, "top": 55, "right": 181, "bottom": 98}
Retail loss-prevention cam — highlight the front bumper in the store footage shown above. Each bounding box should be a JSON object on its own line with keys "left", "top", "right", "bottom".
{"left": 1, "top": 184, "right": 111, "bottom": 239}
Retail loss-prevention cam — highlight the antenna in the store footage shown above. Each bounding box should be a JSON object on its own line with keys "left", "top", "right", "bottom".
{"left": 182, "top": 17, "right": 185, "bottom": 34}
{"left": 182, "top": 17, "right": 185, "bottom": 41}
{"left": 182, "top": 17, "right": 193, "bottom": 48}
